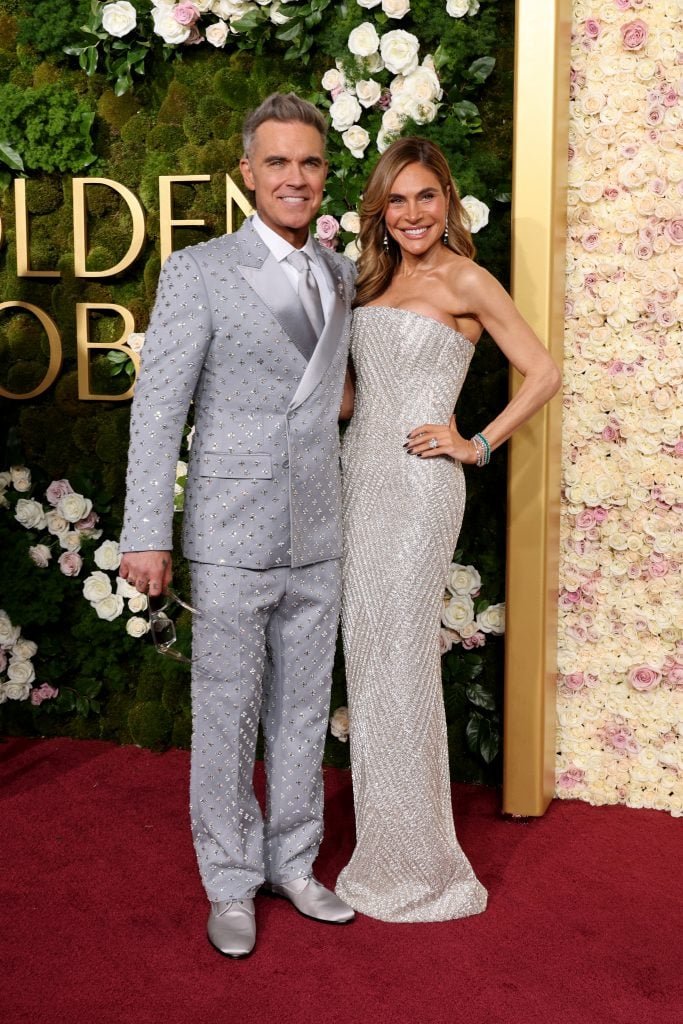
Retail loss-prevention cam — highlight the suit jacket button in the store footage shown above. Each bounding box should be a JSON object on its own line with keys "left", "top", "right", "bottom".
{"left": 282, "top": 458, "right": 289, "bottom": 469}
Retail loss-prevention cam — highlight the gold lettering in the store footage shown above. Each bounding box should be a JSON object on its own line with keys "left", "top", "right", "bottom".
{"left": 76, "top": 303, "right": 138, "bottom": 401}
{"left": 14, "top": 179, "right": 61, "bottom": 278}
{"left": 73, "top": 178, "right": 146, "bottom": 278}
{"left": 0, "top": 301, "right": 62, "bottom": 399}
{"left": 158, "top": 175, "right": 211, "bottom": 264}
{"left": 225, "top": 173, "right": 253, "bottom": 233}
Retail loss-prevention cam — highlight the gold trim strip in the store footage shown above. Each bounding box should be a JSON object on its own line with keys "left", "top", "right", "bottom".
{"left": 503, "top": 0, "right": 572, "bottom": 816}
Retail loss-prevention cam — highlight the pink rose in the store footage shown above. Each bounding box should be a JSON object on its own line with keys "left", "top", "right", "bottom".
{"left": 461, "top": 631, "right": 486, "bottom": 650}
{"left": 58, "top": 552, "right": 83, "bottom": 577}
{"left": 74, "top": 509, "right": 100, "bottom": 531}
{"left": 563, "top": 672, "right": 586, "bottom": 691}
{"left": 575, "top": 510, "right": 595, "bottom": 530}
{"left": 315, "top": 215, "right": 340, "bottom": 242}
{"left": 557, "top": 767, "right": 585, "bottom": 790}
{"left": 648, "top": 557, "right": 670, "bottom": 578}
{"left": 581, "top": 230, "right": 600, "bottom": 251}
{"left": 30, "top": 683, "right": 59, "bottom": 706}
{"left": 45, "top": 479, "right": 74, "bottom": 507}
{"left": 628, "top": 665, "right": 662, "bottom": 691}
{"left": 621, "top": 19, "right": 648, "bottom": 51}
{"left": 614, "top": 1, "right": 631, "bottom": 11}
{"left": 584, "top": 19, "right": 601, "bottom": 38}
{"left": 665, "top": 219, "right": 683, "bottom": 245}
{"left": 674, "top": 440, "right": 683, "bottom": 457}
{"left": 667, "top": 664, "right": 683, "bottom": 687}
{"left": 173, "top": 2, "right": 199, "bottom": 26}
{"left": 183, "top": 25, "right": 203, "bottom": 45}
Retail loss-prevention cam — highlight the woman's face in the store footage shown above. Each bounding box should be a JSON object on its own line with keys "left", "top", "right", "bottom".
{"left": 384, "top": 162, "right": 449, "bottom": 257}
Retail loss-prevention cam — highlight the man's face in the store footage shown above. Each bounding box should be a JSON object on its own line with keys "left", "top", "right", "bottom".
{"left": 240, "top": 119, "right": 328, "bottom": 247}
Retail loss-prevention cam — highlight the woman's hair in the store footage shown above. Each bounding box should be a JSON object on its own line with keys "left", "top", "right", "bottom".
{"left": 354, "top": 137, "right": 475, "bottom": 308}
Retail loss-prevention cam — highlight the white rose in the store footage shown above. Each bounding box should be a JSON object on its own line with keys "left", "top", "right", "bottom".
{"left": 126, "top": 615, "right": 150, "bottom": 638}
{"left": 128, "top": 593, "right": 148, "bottom": 614}
{"left": 59, "top": 531, "right": 82, "bottom": 553}
{"left": 446, "top": 0, "right": 469, "bottom": 16}
{"left": 442, "top": 594, "right": 475, "bottom": 632}
{"left": 406, "top": 98, "right": 439, "bottom": 125}
{"left": 377, "top": 125, "right": 398, "bottom": 153}
{"left": 340, "top": 211, "right": 361, "bottom": 233}
{"left": 365, "top": 51, "right": 385, "bottom": 73}
{"left": 152, "top": 9, "right": 191, "bottom": 44}
{"left": 342, "top": 125, "right": 371, "bottom": 158}
{"left": 93, "top": 594, "right": 125, "bottom": 622}
{"left": 446, "top": 563, "right": 481, "bottom": 597}
{"left": 0, "top": 470, "right": 12, "bottom": 491}
{"left": 205, "top": 20, "right": 229, "bottom": 46}
{"left": 0, "top": 611, "right": 20, "bottom": 648}
{"left": 461, "top": 195, "right": 490, "bottom": 233}
{"left": 269, "top": 1, "right": 290, "bottom": 24}
{"left": 382, "top": 105, "right": 408, "bottom": 134}
{"left": 1, "top": 678, "right": 32, "bottom": 701}
{"left": 45, "top": 510, "right": 69, "bottom": 536}
{"left": 329, "top": 706, "right": 350, "bottom": 742}
{"left": 468, "top": 0, "right": 480, "bottom": 12}
{"left": 380, "top": 30, "right": 420, "bottom": 76}
{"left": 476, "top": 602, "right": 505, "bottom": 635}
{"left": 116, "top": 576, "right": 140, "bottom": 599}
{"left": 329, "top": 92, "right": 362, "bottom": 131}
{"left": 101, "top": 1, "right": 137, "bottom": 37}
{"left": 192, "top": 0, "right": 213, "bottom": 10}
{"left": 355, "top": 79, "right": 382, "bottom": 108}
{"left": 322, "top": 68, "right": 345, "bottom": 92}
{"left": 344, "top": 239, "right": 361, "bottom": 261}
{"left": 7, "top": 658, "right": 35, "bottom": 688}
{"left": 14, "top": 498, "right": 47, "bottom": 531}
{"left": 56, "top": 492, "right": 92, "bottom": 524}
{"left": 402, "top": 64, "right": 442, "bottom": 103}
{"left": 382, "top": 0, "right": 410, "bottom": 18}
{"left": 348, "top": 22, "right": 380, "bottom": 58}
{"left": 94, "top": 540, "right": 121, "bottom": 572}
{"left": 83, "top": 571, "right": 113, "bottom": 604}
{"left": 356, "top": 0, "right": 381, "bottom": 7}
{"left": 29, "top": 544, "right": 52, "bottom": 567}
{"left": 9, "top": 466, "right": 31, "bottom": 492}
{"left": 126, "top": 332, "right": 145, "bottom": 353}
{"left": 11, "top": 638, "right": 38, "bottom": 661}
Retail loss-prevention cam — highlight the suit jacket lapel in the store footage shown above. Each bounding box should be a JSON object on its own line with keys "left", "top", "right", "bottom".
{"left": 236, "top": 221, "right": 317, "bottom": 362}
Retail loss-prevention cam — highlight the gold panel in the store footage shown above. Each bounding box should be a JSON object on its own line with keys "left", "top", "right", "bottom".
{"left": 158, "top": 175, "right": 211, "bottom": 264}
{"left": 14, "top": 179, "right": 61, "bottom": 278}
{"left": 0, "top": 301, "right": 62, "bottom": 399}
{"left": 73, "top": 178, "right": 146, "bottom": 278}
{"left": 76, "top": 303, "right": 138, "bottom": 401}
{"left": 503, "top": 0, "right": 572, "bottom": 815}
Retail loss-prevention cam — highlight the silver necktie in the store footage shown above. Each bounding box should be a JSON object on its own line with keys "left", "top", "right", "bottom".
{"left": 287, "top": 250, "right": 325, "bottom": 339}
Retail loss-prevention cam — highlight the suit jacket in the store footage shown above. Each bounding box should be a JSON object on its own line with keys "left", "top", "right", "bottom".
{"left": 120, "top": 220, "right": 354, "bottom": 569}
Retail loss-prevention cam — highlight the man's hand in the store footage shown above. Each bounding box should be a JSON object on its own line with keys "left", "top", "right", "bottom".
{"left": 119, "top": 551, "right": 173, "bottom": 596}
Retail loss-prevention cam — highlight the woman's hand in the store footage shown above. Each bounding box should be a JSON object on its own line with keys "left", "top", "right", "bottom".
{"left": 405, "top": 415, "right": 477, "bottom": 464}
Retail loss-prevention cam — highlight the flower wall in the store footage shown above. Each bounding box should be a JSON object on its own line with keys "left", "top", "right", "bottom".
{"left": 556, "top": 0, "right": 683, "bottom": 815}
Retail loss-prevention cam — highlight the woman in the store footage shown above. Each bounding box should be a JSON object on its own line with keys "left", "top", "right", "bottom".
{"left": 336, "top": 138, "right": 561, "bottom": 923}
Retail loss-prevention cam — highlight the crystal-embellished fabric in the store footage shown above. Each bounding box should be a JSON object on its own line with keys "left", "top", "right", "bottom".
{"left": 336, "top": 307, "right": 488, "bottom": 923}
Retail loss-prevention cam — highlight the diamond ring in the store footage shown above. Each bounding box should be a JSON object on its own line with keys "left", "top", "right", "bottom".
{"left": 428, "top": 437, "right": 439, "bottom": 449}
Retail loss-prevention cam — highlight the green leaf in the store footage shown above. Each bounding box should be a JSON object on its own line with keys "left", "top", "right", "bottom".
{"left": 452, "top": 100, "right": 480, "bottom": 122}
{"left": 107, "top": 350, "right": 129, "bottom": 364}
{"left": 468, "top": 56, "right": 496, "bottom": 84}
{"left": 276, "top": 21, "right": 303, "bottom": 42}
{"left": 465, "top": 682, "right": 496, "bottom": 710}
{"left": 495, "top": 192, "right": 512, "bottom": 203}
{"left": 75, "top": 695, "right": 90, "bottom": 716}
{"left": 0, "top": 141, "right": 24, "bottom": 172}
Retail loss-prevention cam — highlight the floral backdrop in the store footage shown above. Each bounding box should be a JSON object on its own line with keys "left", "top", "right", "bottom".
{"left": 556, "top": 0, "right": 683, "bottom": 816}
{"left": 0, "top": 0, "right": 513, "bottom": 784}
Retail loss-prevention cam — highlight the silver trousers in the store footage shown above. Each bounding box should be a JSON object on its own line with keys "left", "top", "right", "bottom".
{"left": 189, "top": 560, "right": 341, "bottom": 901}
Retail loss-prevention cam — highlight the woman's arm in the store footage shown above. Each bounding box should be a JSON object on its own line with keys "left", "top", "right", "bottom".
{"left": 339, "top": 364, "right": 355, "bottom": 421}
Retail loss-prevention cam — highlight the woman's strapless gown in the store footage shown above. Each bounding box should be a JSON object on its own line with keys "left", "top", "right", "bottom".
{"left": 335, "top": 306, "right": 488, "bottom": 923}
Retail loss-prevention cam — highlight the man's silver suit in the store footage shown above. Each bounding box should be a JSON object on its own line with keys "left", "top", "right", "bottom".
{"left": 120, "top": 219, "right": 354, "bottom": 901}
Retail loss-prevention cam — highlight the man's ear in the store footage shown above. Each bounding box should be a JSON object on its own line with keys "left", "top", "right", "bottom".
{"left": 239, "top": 156, "right": 255, "bottom": 191}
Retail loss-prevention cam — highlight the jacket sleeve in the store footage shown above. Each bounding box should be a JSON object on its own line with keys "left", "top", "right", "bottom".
{"left": 119, "top": 247, "right": 213, "bottom": 553}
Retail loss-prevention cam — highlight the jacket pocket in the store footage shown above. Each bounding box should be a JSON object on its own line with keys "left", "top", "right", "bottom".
{"left": 198, "top": 453, "right": 273, "bottom": 479}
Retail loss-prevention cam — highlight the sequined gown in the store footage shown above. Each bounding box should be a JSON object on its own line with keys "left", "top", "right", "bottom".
{"left": 336, "top": 307, "right": 488, "bottom": 923}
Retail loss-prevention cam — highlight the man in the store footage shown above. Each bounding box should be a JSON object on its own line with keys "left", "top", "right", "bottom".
{"left": 119, "top": 93, "right": 356, "bottom": 958}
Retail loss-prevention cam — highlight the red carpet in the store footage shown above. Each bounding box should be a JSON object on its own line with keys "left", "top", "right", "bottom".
{"left": 1, "top": 738, "right": 680, "bottom": 1024}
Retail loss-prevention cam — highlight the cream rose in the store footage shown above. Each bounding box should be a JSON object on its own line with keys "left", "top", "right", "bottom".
{"left": 204, "top": 17, "right": 228, "bottom": 46}
{"left": 94, "top": 540, "right": 122, "bottom": 572}
{"left": 29, "top": 544, "right": 52, "bottom": 568}
{"left": 402, "top": 64, "right": 442, "bottom": 103}
{"left": 9, "top": 466, "right": 31, "bottom": 492}
{"left": 14, "top": 498, "right": 47, "bottom": 531}
{"left": 126, "top": 616, "right": 150, "bottom": 638}
{"left": 128, "top": 593, "right": 148, "bottom": 614}
{"left": 355, "top": 79, "right": 382, "bottom": 108}
{"left": 348, "top": 22, "right": 380, "bottom": 58}
{"left": 101, "top": 1, "right": 137, "bottom": 37}
{"left": 446, "top": 563, "right": 481, "bottom": 597}
{"left": 56, "top": 492, "right": 93, "bottom": 524}
{"left": 382, "top": 0, "right": 410, "bottom": 18}
{"left": 93, "top": 595, "right": 125, "bottom": 622}
{"left": 0, "top": 611, "right": 20, "bottom": 648}
{"left": 152, "top": 8, "right": 191, "bottom": 44}
{"left": 344, "top": 239, "right": 361, "bottom": 261}
{"left": 59, "top": 531, "right": 82, "bottom": 553}
{"left": 83, "top": 571, "right": 113, "bottom": 604}
{"left": 329, "top": 706, "right": 350, "bottom": 742}
{"left": 379, "top": 29, "right": 419, "bottom": 75}
{"left": 116, "top": 576, "right": 140, "bottom": 599}
{"left": 340, "top": 211, "right": 360, "bottom": 233}
{"left": 442, "top": 594, "right": 475, "bottom": 632}
{"left": 322, "top": 68, "right": 345, "bottom": 92}
{"left": 446, "top": 0, "right": 469, "bottom": 16}
{"left": 356, "top": 0, "right": 382, "bottom": 6}
{"left": 342, "top": 125, "right": 371, "bottom": 158}
{"left": 329, "top": 93, "right": 362, "bottom": 131}
{"left": 11, "top": 638, "right": 38, "bottom": 661}
{"left": 461, "top": 195, "right": 490, "bottom": 233}
{"left": 476, "top": 602, "right": 505, "bottom": 635}
{"left": 7, "top": 658, "right": 35, "bottom": 688}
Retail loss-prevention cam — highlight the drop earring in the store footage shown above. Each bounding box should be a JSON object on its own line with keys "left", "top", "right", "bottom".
{"left": 383, "top": 231, "right": 389, "bottom": 251}
{"left": 443, "top": 221, "right": 449, "bottom": 246}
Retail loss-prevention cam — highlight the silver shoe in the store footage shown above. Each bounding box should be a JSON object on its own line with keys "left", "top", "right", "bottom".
{"left": 207, "top": 899, "right": 256, "bottom": 958}
{"left": 267, "top": 876, "right": 355, "bottom": 924}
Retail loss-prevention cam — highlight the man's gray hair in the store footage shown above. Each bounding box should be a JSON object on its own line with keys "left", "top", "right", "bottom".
{"left": 242, "top": 92, "right": 328, "bottom": 157}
